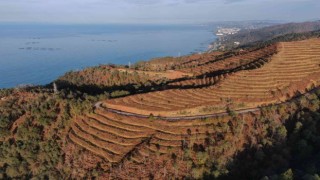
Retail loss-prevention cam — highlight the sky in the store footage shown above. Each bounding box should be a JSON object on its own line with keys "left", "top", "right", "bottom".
{"left": 0, "top": 0, "right": 319, "bottom": 24}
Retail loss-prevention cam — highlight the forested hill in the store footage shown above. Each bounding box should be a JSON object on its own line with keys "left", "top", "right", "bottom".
{"left": 1, "top": 27, "right": 320, "bottom": 179}
{"left": 220, "top": 20, "right": 320, "bottom": 49}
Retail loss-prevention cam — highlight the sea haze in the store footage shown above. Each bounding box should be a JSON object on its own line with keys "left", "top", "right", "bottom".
{"left": 0, "top": 23, "right": 216, "bottom": 88}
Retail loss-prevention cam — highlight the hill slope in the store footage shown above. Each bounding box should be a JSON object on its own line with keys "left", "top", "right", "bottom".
{"left": 1, "top": 31, "right": 320, "bottom": 179}
{"left": 104, "top": 38, "right": 320, "bottom": 116}
{"left": 65, "top": 37, "right": 320, "bottom": 179}
{"left": 219, "top": 21, "right": 320, "bottom": 49}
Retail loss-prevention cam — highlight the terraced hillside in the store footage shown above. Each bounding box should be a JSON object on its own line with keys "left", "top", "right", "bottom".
{"left": 66, "top": 38, "right": 320, "bottom": 167}
{"left": 68, "top": 105, "right": 254, "bottom": 176}
{"left": 3, "top": 22, "right": 320, "bottom": 179}
{"left": 104, "top": 38, "right": 320, "bottom": 116}
{"left": 168, "top": 45, "right": 277, "bottom": 87}
{"left": 179, "top": 44, "right": 277, "bottom": 76}
{"left": 62, "top": 37, "right": 320, "bottom": 179}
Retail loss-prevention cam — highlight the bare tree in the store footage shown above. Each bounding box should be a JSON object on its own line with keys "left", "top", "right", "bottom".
{"left": 53, "top": 82, "right": 58, "bottom": 94}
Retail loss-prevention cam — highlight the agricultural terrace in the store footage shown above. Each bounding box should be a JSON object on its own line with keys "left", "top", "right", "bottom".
{"left": 68, "top": 107, "right": 248, "bottom": 164}
{"left": 104, "top": 38, "right": 320, "bottom": 116}
{"left": 178, "top": 44, "right": 277, "bottom": 76}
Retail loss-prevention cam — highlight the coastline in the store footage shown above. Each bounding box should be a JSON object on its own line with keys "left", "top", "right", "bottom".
{"left": 0, "top": 24, "right": 214, "bottom": 89}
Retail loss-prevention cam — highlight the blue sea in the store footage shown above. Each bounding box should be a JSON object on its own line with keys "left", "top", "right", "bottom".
{"left": 0, "top": 23, "right": 216, "bottom": 88}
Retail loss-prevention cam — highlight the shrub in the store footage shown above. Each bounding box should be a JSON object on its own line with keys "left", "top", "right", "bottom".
{"left": 192, "top": 167, "right": 203, "bottom": 179}
{"left": 110, "top": 90, "right": 130, "bottom": 98}
{"left": 226, "top": 107, "right": 237, "bottom": 117}
{"left": 280, "top": 169, "right": 294, "bottom": 180}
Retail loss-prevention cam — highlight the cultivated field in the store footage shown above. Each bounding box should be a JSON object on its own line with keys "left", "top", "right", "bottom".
{"left": 68, "top": 38, "right": 320, "bottom": 165}
{"left": 68, "top": 107, "right": 244, "bottom": 164}
{"left": 105, "top": 38, "right": 320, "bottom": 116}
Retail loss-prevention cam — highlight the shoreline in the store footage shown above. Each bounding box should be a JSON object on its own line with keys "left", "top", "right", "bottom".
{"left": 0, "top": 24, "right": 214, "bottom": 89}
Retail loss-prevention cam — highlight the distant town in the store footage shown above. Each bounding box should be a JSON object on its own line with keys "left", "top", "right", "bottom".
{"left": 215, "top": 27, "right": 241, "bottom": 36}
{"left": 209, "top": 27, "right": 242, "bottom": 51}
{"left": 210, "top": 21, "right": 278, "bottom": 51}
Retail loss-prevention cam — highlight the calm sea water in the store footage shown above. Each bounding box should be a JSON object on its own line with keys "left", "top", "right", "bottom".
{"left": 0, "top": 24, "right": 216, "bottom": 88}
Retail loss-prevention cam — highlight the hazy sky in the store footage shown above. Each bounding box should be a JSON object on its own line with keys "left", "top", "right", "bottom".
{"left": 0, "top": 0, "right": 319, "bottom": 24}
